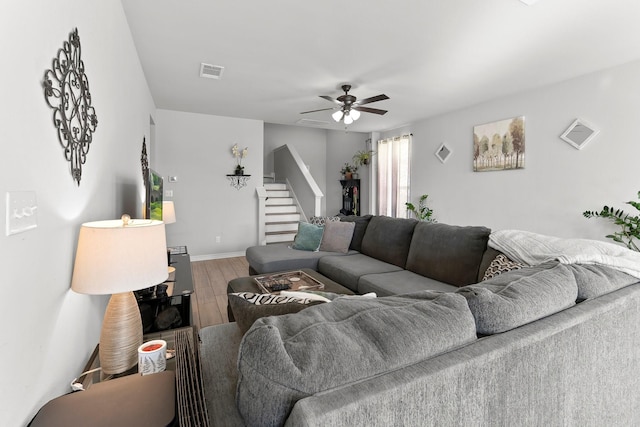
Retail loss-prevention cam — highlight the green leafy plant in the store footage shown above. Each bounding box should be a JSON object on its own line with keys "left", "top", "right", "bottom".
{"left": 583, "top": 191, "right": 640, "bottom": 251}
{"left": 352, "top": 150, "right": 375, "bottom": 167}
{"left": 406, "top": 194, "right": 436, "bottom": 222}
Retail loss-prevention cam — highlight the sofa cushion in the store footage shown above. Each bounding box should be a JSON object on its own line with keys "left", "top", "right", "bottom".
{"left": 291, "top": 221, "right": 324, "bottom": 251}
{"left": 406, "top": 222, "right": 491, "bottom": 286}
{"left": 358, "top": 270, "right": 459, "bottom": 297}
{"left": 228, "top": 293, "right": 323, "bottom": 334}
{"left": 318, "top": 253, "right": 403, "bottom": 292}
{"left": 457, "top": 262, "right": 578, "bottom": 335}
{"left": 338, "top": 214, "right": 373, "bottom": 252}
{"left": 245, "top": 243, "right": 354, "bottom": 274}
{"left": 565, "top": 264, "right": 638, "bottom": 301}
{"left": 236, "top": 291, "right": 477, "bottom": 427}
{"left": 360, "top": 216, "right": 418, "bottom": 268}
{"left": 319, "top": 221, "right": 355, "bottom": 253}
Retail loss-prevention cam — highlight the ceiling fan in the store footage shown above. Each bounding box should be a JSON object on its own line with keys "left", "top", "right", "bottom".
{"left": 301, "top": 84, "right": 389, "bottom": 124}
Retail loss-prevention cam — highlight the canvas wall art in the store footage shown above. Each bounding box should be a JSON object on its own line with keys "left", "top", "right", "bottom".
{"left": 473, "top": 116, "right": 525, "bottom": 172}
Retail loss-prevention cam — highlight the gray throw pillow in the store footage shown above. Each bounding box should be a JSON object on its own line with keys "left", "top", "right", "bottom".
{"left": 457, "top": 262, "right": 578, "bottom": 335}
{"left": 291, "top": 222, "right": 324, "bottom": 251}
{"left": 319, "top": 221, "right": 355, "bottom": 253}
{"left": 339, "top": 214, "right": 373, "bottom": 251}
{"left": 236, "top": 291, "right": 476, "bottom": 426}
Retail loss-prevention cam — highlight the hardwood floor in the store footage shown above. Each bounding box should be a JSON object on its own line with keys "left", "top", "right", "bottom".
{"left": 190, "top": 256, "right": 249, "bottom": 330}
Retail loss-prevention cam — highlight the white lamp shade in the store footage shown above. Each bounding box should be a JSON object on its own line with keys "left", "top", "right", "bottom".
{"left": 162, "top": 201, "right": 176, "bottom": 224}
{"left": 332, "top": 110, "right": 343, "bottom": 122}
{"left": 71, "top": 219, "right": 168, "bottom": 295}
{"left": 343, "top": 113, "right": 354, "bottom": 125}
{"left": 350, "top": 109, "right": 361, "bottom": 121}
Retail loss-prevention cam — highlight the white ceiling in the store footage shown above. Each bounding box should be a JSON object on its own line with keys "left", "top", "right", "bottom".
{"left": 120, "top": 0, "right": 640, "bottom": 133}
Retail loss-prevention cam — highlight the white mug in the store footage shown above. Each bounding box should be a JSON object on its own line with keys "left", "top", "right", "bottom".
{"left": 137, "top": 339, "right": 167, "bottom": 375}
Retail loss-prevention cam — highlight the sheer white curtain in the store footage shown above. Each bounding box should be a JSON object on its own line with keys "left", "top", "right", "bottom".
{"left": 377, "top": 134, "right": 411, "bottom": 218}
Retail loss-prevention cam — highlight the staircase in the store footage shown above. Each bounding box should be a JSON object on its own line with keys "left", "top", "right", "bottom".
{"left": 264, "top": 183, "right": 300, "bottom": 244}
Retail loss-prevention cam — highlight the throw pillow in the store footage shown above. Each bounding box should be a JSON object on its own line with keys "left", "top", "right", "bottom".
{"left": 482, "top": 254, "right": 525, "bottom": 281}
{"left": 319, "top": 221, "right": 355, "bottom": 253}
{"left": 228, "top": 292, "right": 323, "bottom": 334}
{"left": 291, "top": 222, "right": 324, "bottom": 251}
{"left": 309, "top": 216, "right": 341, "bottom": 226}
{"left": 338, "top": 214, "right": 373, "bottom": 251}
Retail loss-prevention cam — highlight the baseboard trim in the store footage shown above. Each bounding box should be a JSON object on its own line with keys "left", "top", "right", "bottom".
{"left": 190, "top": 251, "right": 245, "bottom": 261}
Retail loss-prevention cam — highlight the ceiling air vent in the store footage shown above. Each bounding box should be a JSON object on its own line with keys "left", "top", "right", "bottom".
{"left": 200, "top": 63, "right": 224, "bottom": 79}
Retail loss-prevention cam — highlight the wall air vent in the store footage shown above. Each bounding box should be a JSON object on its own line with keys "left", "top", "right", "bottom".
{"left": 199, "top": 63, "right": 224, "bottom": 79}
{"left": 296, "top": 118, "right": 330, "bottom": 127}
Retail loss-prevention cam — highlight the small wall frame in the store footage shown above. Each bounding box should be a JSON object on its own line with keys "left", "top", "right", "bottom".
{"left": 435, "top": 143, "right": 453, "bottom": 163}
{"left": 560, "top": 119, "right": 600, "bottom": 150}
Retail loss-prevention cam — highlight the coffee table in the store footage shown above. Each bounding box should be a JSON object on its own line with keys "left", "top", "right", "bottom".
{"left": 226, "top": 268, "right": 354, "bottom": 322}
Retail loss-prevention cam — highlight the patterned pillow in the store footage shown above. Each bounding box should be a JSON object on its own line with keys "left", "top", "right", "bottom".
{"left": 230, "top": 292, "right": 315, "bottom": 305}
{"left": 309, "top": 216, "right": 341, "bottom": 226}
{"left": 482, "top": 254, "right": 525, "bottom": 281}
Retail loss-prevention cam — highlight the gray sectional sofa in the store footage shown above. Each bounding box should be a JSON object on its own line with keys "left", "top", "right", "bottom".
{"left": 199, "top": 215, "right": 640, "bottom": 426}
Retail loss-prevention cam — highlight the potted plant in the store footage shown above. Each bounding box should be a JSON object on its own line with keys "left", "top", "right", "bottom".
{"left": 340, "top": 163, "right": 354, "bottom": 180}
{"left": 583, "top": 191, "right": 640, "bottom": 251}
{"left": 353, "top": 150, "right": 376, "bottom": 167}
{"left": 406, "top": 194, "right": 436, "bottom": 222}
{"left": 231, "top": 143, "right": 248, "bottom": 175}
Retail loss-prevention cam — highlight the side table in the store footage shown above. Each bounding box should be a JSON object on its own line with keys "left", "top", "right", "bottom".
{"left": 79, "top": 326, "right": 209, "bottom": 426}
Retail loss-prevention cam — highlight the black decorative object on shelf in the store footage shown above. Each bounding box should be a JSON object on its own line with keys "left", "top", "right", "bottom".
{"left": 43, "top": 28, "right": 98, "bottom": 186}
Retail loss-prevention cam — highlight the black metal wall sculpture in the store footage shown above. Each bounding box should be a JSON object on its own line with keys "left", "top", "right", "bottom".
{"left": 43, "top": 28, "right": 98, "bottom": 185}
{"left": 141, "top": 137, "right": 149, "bottom": 183}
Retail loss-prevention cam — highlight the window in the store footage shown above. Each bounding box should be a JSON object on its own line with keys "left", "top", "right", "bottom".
{"left": 377, "top": 134, "right": 411, "bottom": 218}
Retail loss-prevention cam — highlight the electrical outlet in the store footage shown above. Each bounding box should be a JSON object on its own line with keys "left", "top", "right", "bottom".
{"left": 6, "top": 191, "right": 38, "bottom": 236}
{"left": 215, "top": 236, "right": 221, "bottom": 243}
{"left": 165, "top": 190, "right": 173, "bottom": 197}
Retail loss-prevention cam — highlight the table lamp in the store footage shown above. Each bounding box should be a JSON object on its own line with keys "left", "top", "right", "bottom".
{"left": 162, "top": 201, "right": 176, "bottom": 224}
{"left": 71, "top": 215, "right": 168, "bottom": 375}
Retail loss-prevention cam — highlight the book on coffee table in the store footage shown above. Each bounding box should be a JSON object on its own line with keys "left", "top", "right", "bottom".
{"left": 254, "top": 270, "right": 325, "bottom": 294}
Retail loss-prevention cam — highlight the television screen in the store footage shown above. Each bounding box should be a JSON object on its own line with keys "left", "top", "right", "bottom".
{"left": 145, "top": 169, "right": 163, "bottom": 221}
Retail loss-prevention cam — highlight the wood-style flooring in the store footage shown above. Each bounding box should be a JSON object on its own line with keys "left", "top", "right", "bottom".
{"left": 190, "top": 256, "right": 249, "bottom": 331}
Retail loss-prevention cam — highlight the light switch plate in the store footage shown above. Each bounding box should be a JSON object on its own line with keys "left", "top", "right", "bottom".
{"left": 6, "top": 191, "right": 38, "bottom": 236}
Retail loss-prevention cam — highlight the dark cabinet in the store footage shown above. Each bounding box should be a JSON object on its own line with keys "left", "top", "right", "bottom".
{"left": 339, "top": 179, "right": 360, "bottom": 216}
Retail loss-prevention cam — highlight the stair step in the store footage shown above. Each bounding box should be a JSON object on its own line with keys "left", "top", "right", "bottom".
{"left": 265, "top": 190, "right": 290, "bottom": 198}
{"left": 266, "top": 232, "right": 296, "bottom": 243}
{"left": 266, "top": 213, "right": 300, "bottom": 222}
{"left": 266, "top": 222, "right": 298, "bottom": 233}
{"left": 265, "top": 183, "right": 287, "bottom": 191}
{"left": 266, "top": 205, "right": 297, "bottom": 214}
{"left": 266, "top": 197, "right": 294, "bottom": 206}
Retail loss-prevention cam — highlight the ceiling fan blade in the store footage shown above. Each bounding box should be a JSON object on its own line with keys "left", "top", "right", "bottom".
{"left": 320, "top": 95, "right": 342, "bottom": 104}
{"left": 353, "top": 106, "right": 388, "bottom": 115}
{"left": 355, "top": 94, "right": 389, "bottom": 106}
{"left": 300, "top": 107, "right": 336, "bottom": 114}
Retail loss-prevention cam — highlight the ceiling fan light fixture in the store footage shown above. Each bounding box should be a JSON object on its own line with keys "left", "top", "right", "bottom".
{"left": 350, "top": 109, "right": 361, "bottom": 121}
{"left": 343, "top": 113, "right": 354, "bottom": 125}
{"left": 332, "top": 110, "right": 343, "bottom": 122}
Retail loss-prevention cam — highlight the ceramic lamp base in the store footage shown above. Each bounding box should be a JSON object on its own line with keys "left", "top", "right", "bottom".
{"left": 99, "top": 292, "right": 143, "bottom": 375}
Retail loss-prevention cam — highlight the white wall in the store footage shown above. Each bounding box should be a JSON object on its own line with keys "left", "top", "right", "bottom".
{"left": 381, "top": 59, "right": 640, "bottom": 242}
{"left": 0, "top": 1, "right": 156, "bottom": 424}
{"left": 156, "top": 109, "right": 263, "bottom": 258}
